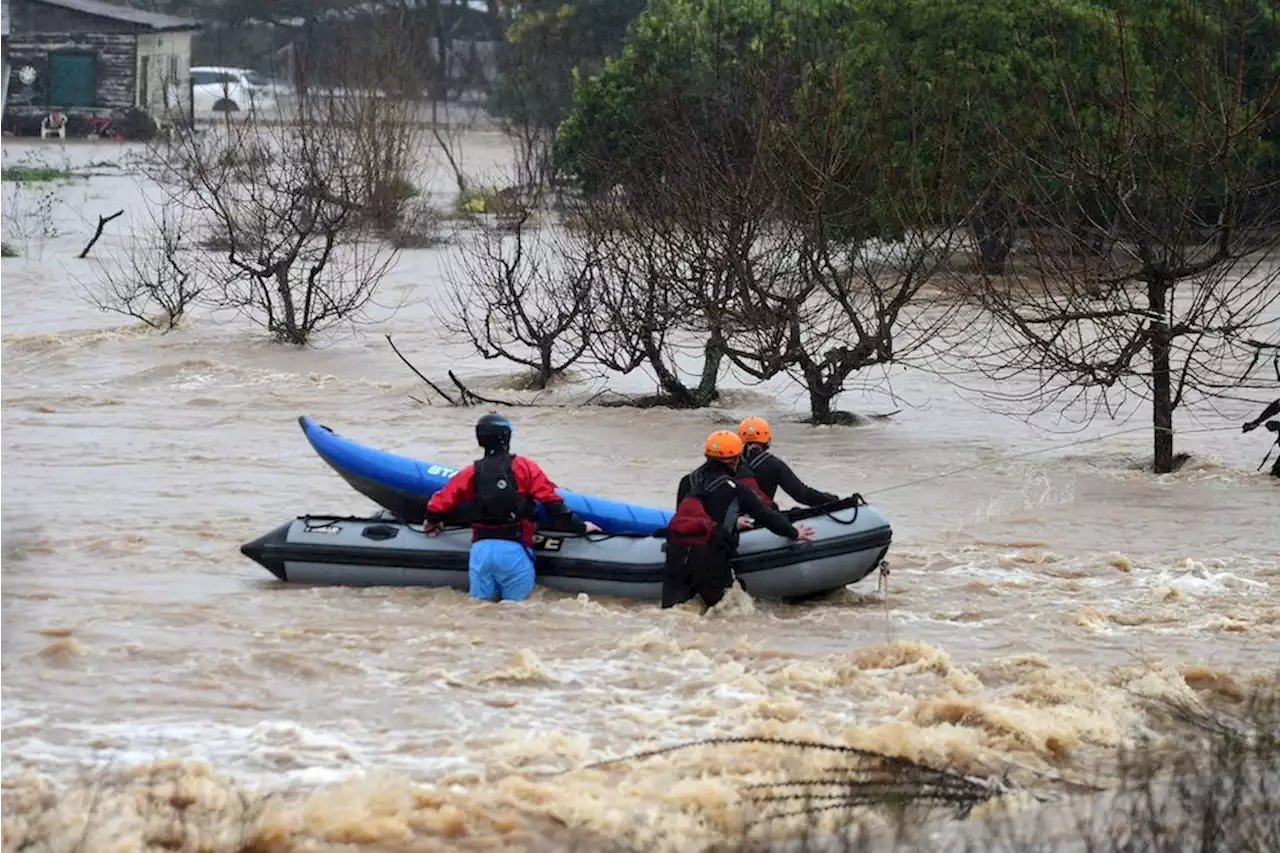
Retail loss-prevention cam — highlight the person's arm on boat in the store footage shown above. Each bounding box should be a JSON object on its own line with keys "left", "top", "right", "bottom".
{"left": 423, "top": 465, "right": 476, "bottom": 533}
{"left": 769, "top": 457, "right": 839, "bottom": 507}
{"left": 1243, "top": 399, "right": 1280, "bottom": 432}
{"left": 737, "top": 484, "right": 814, "bottom": 541}
{"left": 517, "top": 457, "right": 600, "bottom": 534}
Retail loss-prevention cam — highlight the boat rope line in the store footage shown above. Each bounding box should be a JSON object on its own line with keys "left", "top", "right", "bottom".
{"left": 517, "top": 422, "right": 1242, "bottom": 541}
{"left": 560, "top": 424, "right": 1246, "bottom": 540}
{"left": 842, "top": 421, "right": 1240, "bottom": 643}
{"left": 863, "top": 424, "right": 1242, "bottom": 498}
{"left": 787, "top": 494, "right": 865, "bottom": 525}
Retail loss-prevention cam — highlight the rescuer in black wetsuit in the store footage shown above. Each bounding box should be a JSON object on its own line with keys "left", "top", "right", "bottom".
{"left": 660, "top": 430, "right": 815, "bottom": 610}
{"left": 735, "top": 416, "right": 840, "bottom": 515}
{"left": 1243, "top": 399, "right": 1280, "bottom": 477}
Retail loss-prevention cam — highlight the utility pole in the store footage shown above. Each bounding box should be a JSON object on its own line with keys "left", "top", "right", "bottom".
{"left": 0, "top": 0, "right": 10, "bottom": 128}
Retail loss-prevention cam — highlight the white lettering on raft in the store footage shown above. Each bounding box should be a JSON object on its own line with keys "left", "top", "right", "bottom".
{"left": 425, "top": 464, "right": 458, "bottom": 477}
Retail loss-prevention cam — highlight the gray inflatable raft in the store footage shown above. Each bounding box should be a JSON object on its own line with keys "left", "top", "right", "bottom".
{"left": 239, "top": 497, "right": 893, "bottom": 601}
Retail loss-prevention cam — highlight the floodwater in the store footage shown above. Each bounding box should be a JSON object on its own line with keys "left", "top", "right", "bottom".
{"left": 2, "top": 135, "right": 1277, "bottom": 852}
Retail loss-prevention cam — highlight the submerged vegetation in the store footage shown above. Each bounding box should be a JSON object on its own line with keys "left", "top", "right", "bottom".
{"left": 543, "top": 0, "right": 1280, "bottom": 466}
{"left": 3, "top": 677, "right": 1275, "bottom": 852}
{"left": 4, "top": 7, "right": 1275, "bottom": 852}
{"left": 39, "top": 0, "right": 1276, "bottom": 468}
{"left": 0, "top": 167, "right": 80, "bottom": 183}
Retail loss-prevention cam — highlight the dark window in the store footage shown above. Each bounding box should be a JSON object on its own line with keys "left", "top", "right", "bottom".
{"left": 139, "top": 54, "right": 151, "bottom": 107}
{"left": 190, "top": 70, "right": 236, "bottom": 87}
{"left": 48, "top": 52, "right": 97, "bottom": 108}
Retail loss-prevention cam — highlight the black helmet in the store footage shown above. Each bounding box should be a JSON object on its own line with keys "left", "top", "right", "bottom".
{"left": 476, "top": 412, "right": 513, "bottom": 451}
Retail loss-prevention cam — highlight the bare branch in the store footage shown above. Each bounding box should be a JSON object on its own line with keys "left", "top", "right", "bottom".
{"left": 77, "top": 210, "right": 124, "bottom": 259}
{"left": 438, "top": 113, "right": 596, "bottom": 392}
{"left": 447, "top": 370, "right": 518, "bottom": 408}
{"left": 76, "top": 200, "right": 203, "bottom": 332}
{"left": 385, "top": 334, "right": 457, "bottom": 405}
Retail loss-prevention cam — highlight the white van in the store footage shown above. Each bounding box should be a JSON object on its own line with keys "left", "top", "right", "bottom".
{"left": 189, "top": 66, "right": 275, "bottom": 116}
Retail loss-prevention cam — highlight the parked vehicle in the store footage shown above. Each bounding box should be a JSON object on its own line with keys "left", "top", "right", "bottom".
{"left": 189, "top": 66, "right": 275, "bottom": 116}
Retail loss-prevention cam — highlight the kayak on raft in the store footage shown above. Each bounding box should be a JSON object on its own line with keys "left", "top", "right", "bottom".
{"left": 297, "top": 415, "right": 674, "bottom": 535}
{"left": 238, "top": 495, "right": 894, "bottom": 601}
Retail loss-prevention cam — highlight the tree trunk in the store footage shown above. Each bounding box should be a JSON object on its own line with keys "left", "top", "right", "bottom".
{"left": 695, "top": 338, "right": 723, "bottom": 404}
{"left": 638, "top": 335, "right": 721, "bottom": 408}
{"left": 804, "top": 365, "right": 838, "bottom": 424}
{"left": 808, "top": 390, "right": 836, "bottom": 423}
{"left": 972, "top": 195, "right": 1016, "bottom": 275}
{"left": 531, "top": 342, "right": 553, "bottom": 391}
{"left": 276, "top": 270, "right": 304, "bottom": 344}
{"left": 1148, "top": 278, "right": 1175, "bottom": 473}
{"left": 642, "top": 337, "right": 694, "bottom": 405}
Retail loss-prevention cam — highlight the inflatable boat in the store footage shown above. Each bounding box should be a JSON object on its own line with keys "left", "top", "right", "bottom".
{"left": 298, "top": 416, "right": 673, "bottom": 535}
{"left": 239, "top": 496, "right": 893, "bottom": 601}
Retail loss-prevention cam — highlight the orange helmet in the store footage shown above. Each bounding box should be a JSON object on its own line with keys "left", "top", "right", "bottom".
{"left": 704, "top": 430, "right": 743, "bottom": 460}
{"left": 738, "top": 416, "right": 772, "bottom": 445}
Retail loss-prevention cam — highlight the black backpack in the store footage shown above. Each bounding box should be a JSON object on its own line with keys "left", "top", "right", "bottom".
{"left": 473, "top": 453, "right": 532, "bottom": 524}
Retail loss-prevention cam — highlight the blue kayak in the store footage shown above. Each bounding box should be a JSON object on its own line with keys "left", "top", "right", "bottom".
{"left": 297, "top": 416, "right": 675, "bottom": 535}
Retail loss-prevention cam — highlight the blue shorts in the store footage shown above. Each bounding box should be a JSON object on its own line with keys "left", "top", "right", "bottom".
{"left": 468, "top": 538, "right": 536, "bottom": 601}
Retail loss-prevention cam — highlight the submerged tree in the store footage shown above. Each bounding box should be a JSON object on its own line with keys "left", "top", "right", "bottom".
{"left": 575, "top": 183, "right": 741, "bottom": 409}
{"left": 950, "top": 0, "right": 1280, "bottom": 472}
{"left": 143, "top": 15, "right": 424, "bottom": 345}
{"left": 718, "top": 28, "right": 977, "bottom": 423}
{"left": 79, "top": 200, "right": 202, "bottom": 332}
{"left": 442, "top": 126, "right": 599, "bottom": 391}
{"left": 555, "top": 0, "right": 978, "bottom": 417}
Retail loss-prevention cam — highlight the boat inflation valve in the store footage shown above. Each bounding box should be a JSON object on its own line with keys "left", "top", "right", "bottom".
{"left": 362, "top": 524, "right": 400, "bottom": 541}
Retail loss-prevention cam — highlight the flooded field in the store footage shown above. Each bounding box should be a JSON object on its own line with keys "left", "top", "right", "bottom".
{"left": 2, "top": 135, "right": 1277, "bottom": 852}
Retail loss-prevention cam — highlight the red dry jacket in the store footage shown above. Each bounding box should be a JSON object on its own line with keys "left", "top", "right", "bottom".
{"left": 425, "top": 455, "right": 584, "bottom": 546}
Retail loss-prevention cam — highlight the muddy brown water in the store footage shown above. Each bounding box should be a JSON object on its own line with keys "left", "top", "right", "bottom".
{"left": 2, "top": 136, "right": 1278, "bottom": 852}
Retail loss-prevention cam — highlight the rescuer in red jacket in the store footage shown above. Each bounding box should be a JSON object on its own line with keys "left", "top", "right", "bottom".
{"left": 424, "top": 412, "right": 600, "bottom": 601}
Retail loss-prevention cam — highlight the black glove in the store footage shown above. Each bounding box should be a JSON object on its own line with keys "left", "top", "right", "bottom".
{"left": 1266, "top": 420, "right": 1280, "bottom": 434}
{"left": 1244, "top": 420, "right": 1260, "bottom": 433}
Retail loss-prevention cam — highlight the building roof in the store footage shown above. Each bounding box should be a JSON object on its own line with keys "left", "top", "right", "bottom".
{"left": 29, "top": 0, "right": 201, "bottom": 32}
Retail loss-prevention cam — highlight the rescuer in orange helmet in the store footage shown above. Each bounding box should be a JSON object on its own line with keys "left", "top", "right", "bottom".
{"left": 735, "top": 416, "right": 839, "bottom": 515}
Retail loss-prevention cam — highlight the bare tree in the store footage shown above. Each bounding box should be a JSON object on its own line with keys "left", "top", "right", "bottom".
{"left": 142, "top": 15, "right": 424, "bottom": 345}
{"left": 77, "top": 201, "right": 202, "bottom": 332}
{"left": 442, "top": 222, "right": 597, "bottom": 391}
{"left": 567, "top": 86, "right": 774, "bottom": 409}
{"left": 577, "top": 185, "right": 739, "bottom": 408}
{"left": 148, "top": 121, "right": 399, "bottom": 345}
{"left": 711, "top": 61, "right": 972, "bottom": 423}
{"left": 558, "top": 39, "right": 975, "bottom": 418}
{"left": 946, "top": 2, "right": 1280, "bottom": 472}
{"left": 440, "top": 122, "right": 596, "bottom": 391}
{"left": 0, "top": 173, "right": 62, "bottom": 261}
